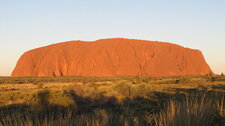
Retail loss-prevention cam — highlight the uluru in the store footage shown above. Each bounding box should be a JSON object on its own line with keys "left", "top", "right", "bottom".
{"left": 11, "top": 38, "right": 212, "bottom": 77}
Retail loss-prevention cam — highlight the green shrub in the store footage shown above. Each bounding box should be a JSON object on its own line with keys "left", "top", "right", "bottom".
{"left": 131, "top": 76, "right": 154, "bottom": 84}
{"left": 114, "top": 81, "right": 131, "bottom": 96}
{"left": 52, "top": 95, "right": 75, "bottom": 107}
{"left": 130, "top": 84, "right": 148, "bottom": 97}
{"left": 206, "top": 72, "right": 217, "bottom": 82}
{"left": 37, "top": 89, "right": 51, "bottom": 108}
{"left": 177, "top": 76, "right": 192, "bottom": 84}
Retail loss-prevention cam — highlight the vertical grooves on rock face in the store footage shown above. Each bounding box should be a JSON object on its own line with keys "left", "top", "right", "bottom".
{"left": 104, "top": 50, "right": 116, "bottom": 75}
{"left": 11, "top": 38, "right": 212, "bottom": 77}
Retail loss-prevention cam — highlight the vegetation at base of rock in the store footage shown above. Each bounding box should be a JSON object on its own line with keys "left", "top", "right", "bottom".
{"left": 0, "top": 75, "right": 225, "bottom": 126}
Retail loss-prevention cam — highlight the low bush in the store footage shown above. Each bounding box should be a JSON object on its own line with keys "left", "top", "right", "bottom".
{"left": 114, "top": 81, "right": 131, "bottom": 96}
{"left": 176, "top": 76, "right": 192, "bottom": 84}
{"left": 37, "top": 89, "right": 51, "bottom": 108}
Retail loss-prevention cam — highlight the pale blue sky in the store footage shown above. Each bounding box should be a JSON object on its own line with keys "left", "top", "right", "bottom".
{"left": 0, "top": 0, "right": 225, "bottom": 76}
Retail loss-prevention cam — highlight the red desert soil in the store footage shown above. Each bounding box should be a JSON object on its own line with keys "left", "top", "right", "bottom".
{"left": 12, "top": 38, "right": 212, "bottom": 77}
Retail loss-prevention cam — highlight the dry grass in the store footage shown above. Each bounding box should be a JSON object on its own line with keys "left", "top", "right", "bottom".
{"left": 146, "top": 94, "right": 224, "bottom": 126}
{"left": 0, "top": 75, "right": 225, "bottom": 126}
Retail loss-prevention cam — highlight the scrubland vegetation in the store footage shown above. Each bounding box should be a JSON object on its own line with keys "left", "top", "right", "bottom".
{"left": 0, "top": 75, "right": 225, "bottom": 126}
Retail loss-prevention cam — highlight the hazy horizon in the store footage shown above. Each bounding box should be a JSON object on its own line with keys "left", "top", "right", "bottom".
{"left": 1, "top": 0, "right": 225, "bottom": 76}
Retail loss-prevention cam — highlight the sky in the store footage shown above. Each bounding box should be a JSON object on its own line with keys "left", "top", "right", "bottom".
{"left": 0, "top": 0, "right": 225, "bottom": 76}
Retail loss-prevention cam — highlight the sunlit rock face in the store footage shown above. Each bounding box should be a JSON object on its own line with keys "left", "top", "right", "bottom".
{"left": 12, "top": 38, "right": 212, "bottom": 77}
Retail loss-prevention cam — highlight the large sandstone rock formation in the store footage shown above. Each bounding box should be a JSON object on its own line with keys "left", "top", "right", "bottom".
{"left": 12, "top": 38, "right": 212, "bottom": 77}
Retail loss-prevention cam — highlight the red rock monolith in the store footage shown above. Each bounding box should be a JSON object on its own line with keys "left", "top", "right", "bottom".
{"left": 11, "top": 38, "right": 212, "bottom": 77}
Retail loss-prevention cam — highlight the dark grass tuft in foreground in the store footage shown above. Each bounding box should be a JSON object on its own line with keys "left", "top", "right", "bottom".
{"left": 146, "top": 93, "right": 225, "bottom": 126}
{"left": 1, "top": 90, "right": 225, "bottom": 126}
